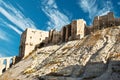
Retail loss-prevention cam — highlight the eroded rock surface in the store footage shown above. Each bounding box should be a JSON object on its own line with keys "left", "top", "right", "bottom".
{"left": 0, "top": 27, "right": 120, "bottom": 80}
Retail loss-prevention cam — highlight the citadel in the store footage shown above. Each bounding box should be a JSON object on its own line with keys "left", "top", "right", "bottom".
{"left": 0, "top": 12, "right": 120, "bottom": 75}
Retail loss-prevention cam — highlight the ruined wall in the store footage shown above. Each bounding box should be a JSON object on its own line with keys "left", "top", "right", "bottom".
{"left": 19, "top": 28, "right": 48, "bottom": 59}
{"left": 0, "top": 56, "right": 16, "bottom": 75}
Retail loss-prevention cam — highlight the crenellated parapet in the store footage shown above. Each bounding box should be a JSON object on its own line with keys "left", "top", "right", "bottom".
{"left": 0, "top": 56, "right": 16, "bottom": 75}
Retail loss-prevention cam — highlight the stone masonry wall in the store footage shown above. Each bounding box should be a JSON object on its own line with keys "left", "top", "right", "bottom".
{"left": 92, "top": 12, "right": 120, "bottom": 32}
{"left": 19, "top": 12, "right": 120, "bottom": 59}
{"left": 52, "top": 30, "right": 61, "bottom": 44}
{"left": 71, "top": 19, "right": 86, "bottom": 40}
{"left": 65, "top": 24, "right": 71, "bottom": 41}
{"left": 19, "top": 28, "right": 48, "bottom": 59}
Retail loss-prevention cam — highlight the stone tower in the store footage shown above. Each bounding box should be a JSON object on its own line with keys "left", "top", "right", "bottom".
{"left": 19, "top": 28, "right": 48, "bottom": 59}
{"left": 71, "top": 19, "right": 86, "bottom": 39}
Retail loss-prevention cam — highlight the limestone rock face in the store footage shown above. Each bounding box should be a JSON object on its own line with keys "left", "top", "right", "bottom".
{"left": 0, "top": 26, "right": 120, "bottom": 80}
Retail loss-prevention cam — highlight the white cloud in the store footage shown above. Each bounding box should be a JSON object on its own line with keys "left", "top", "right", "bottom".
{"left": 7, "top": 24, "right": 22, "bottom": 35}
{"left": 79, "top": 0, "right": 113, "bottom": 19}
{"left": 41, "top": 0, "right": 70, "bottom": 30}
{"left": 0, "top": 53, "right": 6, "bottom": 57}
{"left": 0, "top": 54, "right": 3, "bottom": 57}
{"left": 0, "top": 53, "right": 6, "bottom": 58}
{"left": 0, "top": 29, "right": 9, "bottom": 41}
{"left": 0, "top": 1, "right": 37, "bottom": 31}
{"left": 0, "top": 18, "right": 22, "bottom": 35}
{"left": 118, "top": 2, "right": 120, "bottom": 5}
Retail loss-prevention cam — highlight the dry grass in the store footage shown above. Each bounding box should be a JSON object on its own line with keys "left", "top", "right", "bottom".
{"left": 51, "top": 67, "right": 58, "bottom": 73}
{"left": 109, "top": 53, "right": 120, "bottom": 58}
{"left": 23, "top": 67, "right": 36, "bottom": 74}
{"left": 2, "top": 72, "right": 19, "bottom": 80}
{"left": 32, "top": 54, "right": 37, "bottom": 60}
{"left": 23, "top": 49, "right": 36, "bottom": 59}
{"left": 62, "top": 46, "right": 73, "bottom": 51}
{"left": 44, "top": 60, "right": 62, "bottom": 68}
{"left": 85, "top": 32, "right": 101, "bottom": 47}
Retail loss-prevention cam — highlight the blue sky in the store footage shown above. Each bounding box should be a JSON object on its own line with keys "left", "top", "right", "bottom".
{"left": 0, "top": 0, "right": 120, "bottom": 57}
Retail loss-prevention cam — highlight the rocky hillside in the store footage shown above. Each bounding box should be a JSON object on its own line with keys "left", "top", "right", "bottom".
{"left": 0, "top": 26, "right": 120, "bottom": 80}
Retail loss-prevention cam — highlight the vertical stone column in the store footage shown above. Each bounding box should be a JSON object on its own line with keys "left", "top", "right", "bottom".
{"left": 6, "top": 58, "right": 11, "bottom": 70}
{"left": 71, "top": 19, "right": 86, "bottom": 40}
{"left": 49, "top": 30, "right": 54, "bottom": 43}
{"left": 71, "top": 20, "right": 77, "bottom": 40}
{"left": 12, "top": 56, "right": 16, "bottom": 65}
{"left": 65, "top": 25, "right": 69, "bottom": 41}
{"left": 61, "top": 26, "right": 66, "bottom": 42}
{"left": 0, "top": 59, "right": 4, "bottom": 75}
{"left": 65, "top": 24, "right": 71, "bottom": 41}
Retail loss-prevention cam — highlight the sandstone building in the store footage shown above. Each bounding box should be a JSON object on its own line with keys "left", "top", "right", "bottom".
{"left": 19, "top": 28, "right": 48, "bottom": 58}
{"left": 92, "top": 12, "right": 120, "bottom": 32}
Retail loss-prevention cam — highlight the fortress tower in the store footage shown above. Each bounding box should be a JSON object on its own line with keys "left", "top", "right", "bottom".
{"left": 19, "top": 28, "right": 48, "bottom": 59}
{"left": 71, "top": 19, "right": 86, "bottom": 39}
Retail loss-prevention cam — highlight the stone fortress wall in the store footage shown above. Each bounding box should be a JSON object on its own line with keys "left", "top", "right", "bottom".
{"left": 19, "top": 28, "right": 48, "bottom": 59}
{"left": 0, "top": 12, "right": 120, "bottom": 75}
{"left": 89, "top": 12, "right": 120, "bottom": 32}
{"left": 20, "top": 12, "right": 120, "bottom": 59}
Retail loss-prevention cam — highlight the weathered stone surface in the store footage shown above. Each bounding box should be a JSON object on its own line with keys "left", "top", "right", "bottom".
{"left": 52, "top": 30, "right": 61, "bottom": 44}
{"left": 19, "top": 28, "right": 48, "bottom": 59}
{"left": 0, "top": 26, "right": 120, "bottom": 80}
{"left": 0, "top": 57, "right": 15, "bottom": 75}
{"left": 71, "top": 19, "right": 86, "bottom": 40}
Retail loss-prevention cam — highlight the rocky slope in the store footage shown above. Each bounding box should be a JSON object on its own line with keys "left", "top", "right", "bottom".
{"left": 0, "top": 26, "right": 120, "bottom": 80}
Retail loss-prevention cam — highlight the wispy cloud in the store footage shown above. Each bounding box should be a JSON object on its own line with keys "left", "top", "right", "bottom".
{"left": 79, "top": 0, "right": 113, "bottom": 19}
{"left": 0, "top": 53, "right": 6, "bottom": 57}
{"left": 0, "top": 54, "right": 4, "bottom": 57}
{"left": 0, "top": 29, "right": 9, "bottom": 41}
{"left": 41, "top": 0, "right": 70, "bottom": 30}
{"left": 118, "top": 2, "right": 120, "bottom": 5}
{"left": 0, "top": 1, "right": 37, "bottom": 31}
{"left": 0, "top": 18, "right": 22, "bottom": 35}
